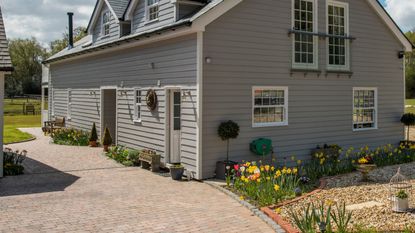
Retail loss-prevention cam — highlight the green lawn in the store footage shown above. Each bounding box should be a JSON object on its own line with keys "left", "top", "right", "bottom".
{"left": 4, "top": 115, "right": 41, "bottom": 144}
{"left": 406, "top": 99, "right": 415, "bottom": 114}
{"left": 4, "top": 98, "right": 44, "bottom": 115}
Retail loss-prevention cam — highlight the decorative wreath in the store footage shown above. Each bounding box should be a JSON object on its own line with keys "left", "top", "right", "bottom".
{"left": 146, "top": 89, "right": 158, "bottom": 111}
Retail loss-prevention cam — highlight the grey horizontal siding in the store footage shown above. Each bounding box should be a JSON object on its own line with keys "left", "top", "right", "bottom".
{"left": 49, "top": 34, "right": 198, "bottom": 173}
{"left": 93, "top": 3, "right": 120, "bottom": 45}
{"left": 52, "top": 89, "right": 68, "bottom": 120}
{"left": 50, "top": 35, "right": 197, "bottom": 89}
{"left": 201, "top": 0, "right": 405, "bottom": 178}
{"left": 116, "top": 87, "right": 197, "bottom": 172}
{"left": 131, "top": 0, "right": 175, "bottom": 34}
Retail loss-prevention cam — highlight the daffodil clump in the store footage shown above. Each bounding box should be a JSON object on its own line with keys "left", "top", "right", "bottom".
{"left": 231, "top": 161, "right": 304, "bottom": 207}
{"left": 52, "top": 128, "right": 90, "bottom": 146}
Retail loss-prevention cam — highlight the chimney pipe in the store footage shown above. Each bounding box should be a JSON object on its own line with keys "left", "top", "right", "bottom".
{"left": 67, "top": 12, "right": 74, "bottom": 49}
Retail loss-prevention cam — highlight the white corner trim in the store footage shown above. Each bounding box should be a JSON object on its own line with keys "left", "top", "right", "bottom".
{"left": 125, "top": 0, "right": 139, "bottom": 21}
{"left": 88, "top": 0, "right": 120, "bottom": 35}
{"left": 196, "top": 31, "right": 203, "bottom": 180}
{"left": 191, "top": 0, "right": 243, "bottom": 31}
{"left": 366, "top": 0, "right": 412, "bottom": 52}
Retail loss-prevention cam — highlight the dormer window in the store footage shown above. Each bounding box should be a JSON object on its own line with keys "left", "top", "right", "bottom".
{"left": 146, "top": 0, "right": 160, "bottom": 22}
{"left": 102, "top": 11, "right": 111, "bottom": 36}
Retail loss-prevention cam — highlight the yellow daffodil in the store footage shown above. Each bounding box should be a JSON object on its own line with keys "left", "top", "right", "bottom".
{"left": 286, "top": 168, "right": 292, "bottom": 174}
{"left": 274, "top": 184, "right": 280, "bottom": 192}
{"left": 270, "top": 166, "right": 275, "bottom": 171}
{"left": 297, "top": 160, "right": 302, "bottom": 165}
{"left": 266, "top": 176, "right": 271, "bottom": 181}
{"left": 275, "top": 170, "right": 281, "bottom": 178}
{"left": 282, "top": 167, "right": 287, "bottom": 174}
{"left": 265, "top": 165, "right": 270, "bottom": 172}
{"left": 293, "top": 168, "right": 298, "bottom": 174}
{"left": 257, "top": 178, "right": 261, "bottom": 183}
{"left": 240, "top": 196, "right": 245, "bottom": 200}
{"left": 275, "top": 208, "right": 281, "bottom": 214}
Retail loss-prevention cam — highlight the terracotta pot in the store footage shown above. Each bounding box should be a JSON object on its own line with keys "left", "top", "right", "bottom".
{"left": 89, "top": 141, "right": 97, "bottom": 147}
{"left": 356, "top": 164, "right": 377, "bottom": 181}
{"left": 103, "top": 145, "right": 109, "bottom": 152}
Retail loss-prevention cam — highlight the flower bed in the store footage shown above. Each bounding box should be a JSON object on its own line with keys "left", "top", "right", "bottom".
{"left": 3, "top": 148, "right": 27, "bottom": 176}
{"left": 225, "top": 143, "right": 415, "bottom": 232}
{"left": 52, "top": 128, "right": 89, "bottom": 146}
{"left": 106, "top": 145, "right": 140, "bottom": 166}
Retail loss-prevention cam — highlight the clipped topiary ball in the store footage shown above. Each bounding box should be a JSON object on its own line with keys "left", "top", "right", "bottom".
{"left": 218, "top": 120, "right": 240, "bottom": 141}
{"left": 401, "top": 113, "right": 415, "bottom": 126}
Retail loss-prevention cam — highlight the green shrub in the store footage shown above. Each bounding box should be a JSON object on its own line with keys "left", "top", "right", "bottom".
{"left": 52, "top": 128, "right": 89, "bottom": 146}
{"left": 89, "top": 123, "right": 98, "bottom": 142}
{"left": 102, "top": 127, "right": 112, "bottom": 146}
{"left": 106, "top": 146, "right": 141, "bottom": 166}
{"left": 3, "top": 148, "right": 27, "bottom": 176}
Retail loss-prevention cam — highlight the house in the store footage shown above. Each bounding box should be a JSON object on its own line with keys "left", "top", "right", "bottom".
{"left": 42, "top": 0, "right": 413, "bottom": 179}
{"left": 0, "top": 6, "right": 14, "bottom": 178}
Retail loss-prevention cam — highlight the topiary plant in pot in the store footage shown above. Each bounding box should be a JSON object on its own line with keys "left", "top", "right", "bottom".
{"left": 400, "top": 113, "right": 415, "bottom": 146}
{"left": 216, "top": 120, "right": 240, "bottom": 180}
{"left": 102, "top": 127, "right": 112, "bottom": 152}
{"left": 89, "top": 123, "right": 98, "bottom": 147}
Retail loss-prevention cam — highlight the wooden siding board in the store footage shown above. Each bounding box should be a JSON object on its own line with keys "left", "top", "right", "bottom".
{"left": 201, "top": 0, "right": 405, "bottom": 178}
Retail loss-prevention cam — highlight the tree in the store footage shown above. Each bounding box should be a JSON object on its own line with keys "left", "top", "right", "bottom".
{"left": 50, "top": 26, "right": 87, "bottom": 55}
{"left": 8, "top": 38, "right": 49, "bottom": 95}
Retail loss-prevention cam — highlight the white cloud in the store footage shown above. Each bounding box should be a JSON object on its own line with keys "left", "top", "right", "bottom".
{"left": 1, "top": 0, "right": 96, "bottom": 48}
{"left": 385, "top": 0, "right": 415, "bottom": 32}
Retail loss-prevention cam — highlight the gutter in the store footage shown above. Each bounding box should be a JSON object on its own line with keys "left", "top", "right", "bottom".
{"left": 43, "top": 21, "right": 192, "bottom": 64}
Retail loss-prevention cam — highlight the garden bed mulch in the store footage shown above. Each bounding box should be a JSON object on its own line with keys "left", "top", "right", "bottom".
{"left": 274, "top": 162, "right": 415, "bottom": 232}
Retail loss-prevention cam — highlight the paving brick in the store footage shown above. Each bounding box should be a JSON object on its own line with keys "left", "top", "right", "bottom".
{"left": 0, "top": 128, "right": 275, "bottom": 232}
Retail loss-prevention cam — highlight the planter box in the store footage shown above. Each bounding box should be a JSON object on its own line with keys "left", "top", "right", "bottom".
{"left": 139, "top": 151, "right": 160, "bottom": 172}
{"left": 392, "top": 197, "right": 409, "bottom": 212}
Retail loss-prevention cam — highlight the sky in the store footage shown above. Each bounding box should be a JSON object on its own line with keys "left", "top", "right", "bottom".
{"left": 1, "top": 0, "right": 415, "bottom": 49}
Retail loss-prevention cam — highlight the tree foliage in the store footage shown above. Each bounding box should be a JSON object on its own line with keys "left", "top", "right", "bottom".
{"left": 405, "top": 31, "right": 415, "bottom": 99}
{"left": 50, "top": 26, "right": 87, "bottom": 55}
{"left": 7, "top": 38, "right": 49, "bottom": 96}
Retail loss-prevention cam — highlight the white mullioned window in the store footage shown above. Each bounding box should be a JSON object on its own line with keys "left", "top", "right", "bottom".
{"left": 253, "top": 87, "right": 288, "bottom": 127}
{"left": 146, "top": 0, "right": 160, "bottom": 22}
{"left": 292, "top": 0, "right": 318, "bottom": 69}
{"left": 102, "top": 11, "right": 111, "bottom": 36}
{"left": 353, "top": 88, "right": 377, "bottom": 131}
{"left": 134, "top": 89, "right": 142, "bottom": 122}
{"left": 67, "top": 89, "right": 72, "bottom": 119}
{"left": 327, "top": 1, "right": 350, "bottom": 70}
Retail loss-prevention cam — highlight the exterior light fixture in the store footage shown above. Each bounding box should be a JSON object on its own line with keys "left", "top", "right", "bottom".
{"left": 398, "top": 51, "right": 405, "bottom": 59}
{"left": 205, "top": 57, "right": 212, "bottom": 64}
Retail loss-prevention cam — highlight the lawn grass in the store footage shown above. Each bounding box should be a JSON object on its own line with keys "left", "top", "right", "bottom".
{"left": 4, "top": 115, "right": 41, "bottom": 144}
{"left": 4, "top": 98, "right": 44, "bottom": 115}
{"left": 406, "top": 99, "right": 415, "bottom": 106}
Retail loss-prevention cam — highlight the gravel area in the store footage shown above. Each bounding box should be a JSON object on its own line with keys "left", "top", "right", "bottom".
{"left": 280, "top": 163, "right": 415, "bottom": 231}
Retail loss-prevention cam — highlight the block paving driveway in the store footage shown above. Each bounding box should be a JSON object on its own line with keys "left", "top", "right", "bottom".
{"left": 0, "top": 128, "right": 274, "bottom": 233}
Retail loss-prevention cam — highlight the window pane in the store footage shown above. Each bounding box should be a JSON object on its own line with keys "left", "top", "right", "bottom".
{"left": 353, "top": 89, "right": 376, "bottom": 129}
{"left": 328, "top": 4, "right": 347, "bottom": 67}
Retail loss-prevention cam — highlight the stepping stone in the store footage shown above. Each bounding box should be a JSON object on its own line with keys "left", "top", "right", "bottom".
{"left": 346, "top": 201, "right": 384, "bottom": 211}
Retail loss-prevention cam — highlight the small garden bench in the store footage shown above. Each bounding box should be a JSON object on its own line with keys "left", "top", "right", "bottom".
{"left": 42, "top": 117, "right": 66, "bottom": 135}
{"left": 139, "top": 150, "right": 160, "bottom": 172}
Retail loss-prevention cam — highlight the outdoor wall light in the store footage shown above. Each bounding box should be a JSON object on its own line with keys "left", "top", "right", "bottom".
{"left": 149, "top": 62, "right": 155, "bottom": 69}
{"left": 182, "top": 90, "right": 191, "bottom": 99}
{"left": 89, "top": 91, "right": 96, "bottom": 96}
{"left": 205, "top": 57, "right": 212, "bottom": 64}
{"left": 398, "top": 51, "right": 405, "bottom": 59}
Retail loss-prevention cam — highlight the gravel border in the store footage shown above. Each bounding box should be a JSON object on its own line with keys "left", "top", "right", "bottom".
{"left": 204, "top": 180, "right": 286, "bottom": 233}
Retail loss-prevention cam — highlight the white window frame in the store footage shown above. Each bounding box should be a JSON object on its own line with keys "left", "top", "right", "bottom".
{"left": 326, "top": 0, "right": 350, "bottom": 71}
{"left": 67, "top": 89, "right": 72, "bottom": 120}
{"left": 352, "top": 87, "right": 378, "bottom": 131}
{"left": 133, "top": 88, "right": 142, "bottom": 123}
{"left": 145, "top": 0, "right": 160, "bottom": 23}
{"left": 101, "top": 11, "right": 111, "bottom": 36}
{"left": 51, "top": 88, "right": 55, "bottom": 117}
{"left": 291, "top": 0, "right": 319, "bottom": 70}
{"left": 252, "top": 86, "right": 289, "bottom": 128}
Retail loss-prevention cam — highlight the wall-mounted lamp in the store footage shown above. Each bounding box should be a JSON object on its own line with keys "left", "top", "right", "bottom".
{"left": 89, "top": 91, "right": 96, "bottom": 96}
{"left": 157, "top": 80, "right": 161, "bottom": 87}
{"left": 149, "top": 62, "right": 155, "bottom": 69}
{"left": 205, "top": 57, "right": 212, "bottom": 64}
{"left": 398, "top": 51, "right": 405, "bottom": 59}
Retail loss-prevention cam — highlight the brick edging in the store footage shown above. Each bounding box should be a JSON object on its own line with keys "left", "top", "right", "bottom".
{"left": 4, "top": 136, "right": 37, "bottom": 145}
{"left": 260, "top": 178, "right": 328, "bottom": 233}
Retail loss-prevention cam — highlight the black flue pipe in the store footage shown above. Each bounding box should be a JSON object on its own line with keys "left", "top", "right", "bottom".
{"left": 67, "top": 12, "right": 74, "bottom": 49}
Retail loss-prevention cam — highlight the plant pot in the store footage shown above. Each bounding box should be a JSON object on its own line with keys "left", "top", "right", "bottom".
{"left": 89, "top": 141, "right": 97, "bottom": 147}
{"left": 356, "top": 164, "right": 377, "bottom": 181}
{"left": 170, "top": 167, "right": 185, "bottom": 181}
{"left": 392, "top": 197, "right": 409, "bottom": 212}
{"left": 103, "top": 145, "right": 109, "bottom": 152}
{"left": 215, "top": 160, "right": 237, "bottom": 180}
